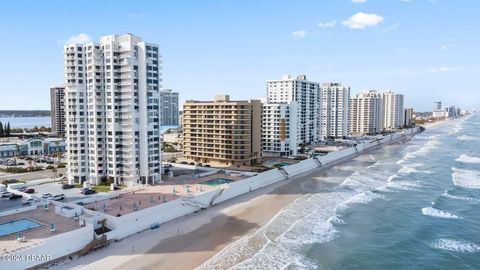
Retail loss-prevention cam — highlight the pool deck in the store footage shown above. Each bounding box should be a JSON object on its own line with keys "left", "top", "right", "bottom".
{"left": 84, "top": 172, "right": 248, "bottom": 216}
{"left": 0, "top": 205, "right": 81, "bottom": 255}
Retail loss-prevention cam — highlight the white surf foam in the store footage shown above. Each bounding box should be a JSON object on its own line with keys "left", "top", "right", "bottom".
{"left": 421, "top": 207, "right": 461, "bottom": 219}
{"left": 431, "top": 239, "right": 480, "bottom": 253}
{"left": 404, "top": 139, "right": 440, "bottom": 159}
{"left": 452, "top": 167, "right": 480, "bottom": 189}
{"left": 336, "top": 191, "right": 384, "bottom": 212}
{"left": 385, "top": 180, "right": 423, "bottom": 192}
{"left": 442, "top": 190, "right": 480, "bottom": 203}
{"left": 455, "top": 154, "right": 480, "bottom": 164}
{"left": 458, "top": 135, "right": 480, "bottom": 141}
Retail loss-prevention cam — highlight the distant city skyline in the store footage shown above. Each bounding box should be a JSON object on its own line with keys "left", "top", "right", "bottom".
{"left": 0, "top": 0, "right": 479, "bottom": 111}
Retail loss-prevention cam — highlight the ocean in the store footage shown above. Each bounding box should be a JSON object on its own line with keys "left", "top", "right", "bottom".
{"left": 200, "top": 113, "right": 480, "bottom": 269}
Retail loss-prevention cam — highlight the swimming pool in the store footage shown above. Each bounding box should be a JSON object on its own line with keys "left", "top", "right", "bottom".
{"left": 200, "top": 178, "right": 234, "bottom": 186}
{"left": 0, "top": 219, "right": 43, "bottom": 237}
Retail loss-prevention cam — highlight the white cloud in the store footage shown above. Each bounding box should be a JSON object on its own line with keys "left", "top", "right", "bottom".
{"left": 351, "top": 0, "right": 367, "bottom": 3}
{"left": 292, "top": 30, "right": 307, "bottom": 38}
{"left": 430, "top": 67, "right": 458, "bottom": 73}
{"left": 441, "top": 45, "right": 448, "bottom": 50}
{"left": 66, "top": 33, "right": 92, "bottom": 44}
{"left": 342, "top": 12, "right": 384, "bottom": 29}
{"left": 318, "top": 21, "right": 336, "bottom": 28}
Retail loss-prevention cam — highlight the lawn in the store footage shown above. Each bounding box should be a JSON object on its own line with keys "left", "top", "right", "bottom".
{"left": 92, "top": 185, "right": 112, "bottom": 193}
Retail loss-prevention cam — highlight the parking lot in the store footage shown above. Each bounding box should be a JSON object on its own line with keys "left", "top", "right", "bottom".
{"left": 0, "top": 196, "right": 27, "bottom": 211}
{"left": 28, "top": 182, "right": 106, "bottom": 203}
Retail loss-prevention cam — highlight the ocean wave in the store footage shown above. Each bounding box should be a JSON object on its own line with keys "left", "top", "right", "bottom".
{"left": 198, "top": 192, "right": 346, "bottom": 270}
{"left": 421, "top": 207, "right": 462, "bottom": 219}
{"left": 455, "top": 154, "right": 480, "bottom": 164}
{"left": 335, "top": 192, "right": 384, "bottom": 212}
{"left": 398, "top": 165, "right": 432, "bottom": 175}
{"left": 403, "top": 139, "right": 440, "bottom": 159}
{"left": 442, "top": 190, "right": 480, "bottom": 203}
{"left": 452, "top": 167, "right": 480, "bottom": 189}
{"left": 431, "top": 239, "right": 480, "bottom": 253}
{"left": 383, "top": 179, "right": 423, "bottom": 192}
{"left": 457, "top": 135, "right": 480, "bottom": 141}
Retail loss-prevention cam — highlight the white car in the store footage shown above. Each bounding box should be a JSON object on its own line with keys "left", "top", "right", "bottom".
{"left": 52, "top": 194, "right": 65, "bottom": 201}
{"left": 1, "top": 191, "right": 12, "bottom": 198}
{"left": 41, "top": 193, "right": 53, "bottom": 199}
{"left": 22, "top": 198, "right": 38, "bottom": 205}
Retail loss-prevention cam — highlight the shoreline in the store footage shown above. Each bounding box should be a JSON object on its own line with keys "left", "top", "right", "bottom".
{"left": 51, "top": 155, "right": 345, "bottom": 270}
{"left": 51, "top": 131, "right": 417, "bottom": 270}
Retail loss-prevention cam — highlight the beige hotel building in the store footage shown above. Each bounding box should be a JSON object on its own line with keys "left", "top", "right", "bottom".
{"left": 182, "top": 95, "right": 262, "bottom": 167}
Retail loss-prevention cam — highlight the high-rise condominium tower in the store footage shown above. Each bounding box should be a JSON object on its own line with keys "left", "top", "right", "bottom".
{"left": 383, "top": 91, "right": 405, "bottom": 130}
{"left": 404, "top": 108, "right": 414, "bottom": 126}
{"left": 262, "top": 102, "right": 298, "bottom": 157}
{"left": 267, "top": 75, "right": 320, "bottom": 145}
{"left": 160, "top": 89, "right": 179, "bottom": 126}
{"left": 320, "top": 83, "right": 350, "bottom": 139}
{"left": 50, "top": 86, "right": 66, "bottom": 136}
{"left": 64, "top": 33, "right": 161, "bottom": 185}
{"left": 349, "top": 90, "right": 383, "bottom": 135}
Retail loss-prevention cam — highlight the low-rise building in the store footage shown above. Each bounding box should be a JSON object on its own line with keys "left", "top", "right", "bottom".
{"left": 0, "top": 137, "right": 66, "bottom": 158}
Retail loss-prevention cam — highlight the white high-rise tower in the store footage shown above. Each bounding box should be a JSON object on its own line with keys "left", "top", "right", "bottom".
{"left": 349, "top": 90, "right": 383, "bottom": 135}
{"left": 320, "top": 83, "right": 350, "bottom": 139}
{"left": 382, "top": 91, "right": 405, "bottom": 130}
{"left": 64, "top": 33, "right": 161, "bottom": 186}
{"left": 266, "top": 75, "right": 321, "bottom": 145}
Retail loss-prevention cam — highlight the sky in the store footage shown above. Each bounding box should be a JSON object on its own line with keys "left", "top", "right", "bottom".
{"left": 0, "top": 0, "right": 479, "bottom": 112}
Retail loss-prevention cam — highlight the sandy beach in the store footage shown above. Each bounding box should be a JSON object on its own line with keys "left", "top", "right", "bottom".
{"left": 50, "top": 154, "right": 354, "bottom": 270}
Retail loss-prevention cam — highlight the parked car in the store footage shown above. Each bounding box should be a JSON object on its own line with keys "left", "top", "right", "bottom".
{"left": 180, "top": 161, "right": 188, "bottom": 165}
{"left": 18, "top": 186, "right": 27, "bottom": 192}
{"left": 17, "top": 162, "right": 25, "bottom": 166}
{"left": 52, "top": 194, "right": 65, "bottom": 201}
{"left": 22, "top": 198, "right": 38, "bottom": 205}
{"left": 188, "top": 162, "right": 195, "bottom": 166}
{"left": 6, "top": 160, "right": 15, "bottom": 166}
{"left": 24, "top": 188, "right": 35, "bottom": 194}
{"left": 204, "top": 164, "right": 211, "bottom": 167}
{"left": 9, "top": 194, "right": 23, "bottom": 200}
{"left": 41, "top": 193, "right": 53, "bottom": 199}
{"left": 62, "top": 184, "right": 75, "bottom": 190}
{"left": 162, "top": 163, "right": 173, "bottom": 168}
{"left": 1, "top": 191, "right": 12, "bottom": 198}
{"left": 83, "top": 189, "right": 96, "bottom": 195}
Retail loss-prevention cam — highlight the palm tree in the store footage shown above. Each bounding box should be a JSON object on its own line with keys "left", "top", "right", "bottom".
{"left": 14, "top": 144, "right": 20, "bottom": 170}
{"left": 53, "top": 140, "right": 61, "bottom": 180}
